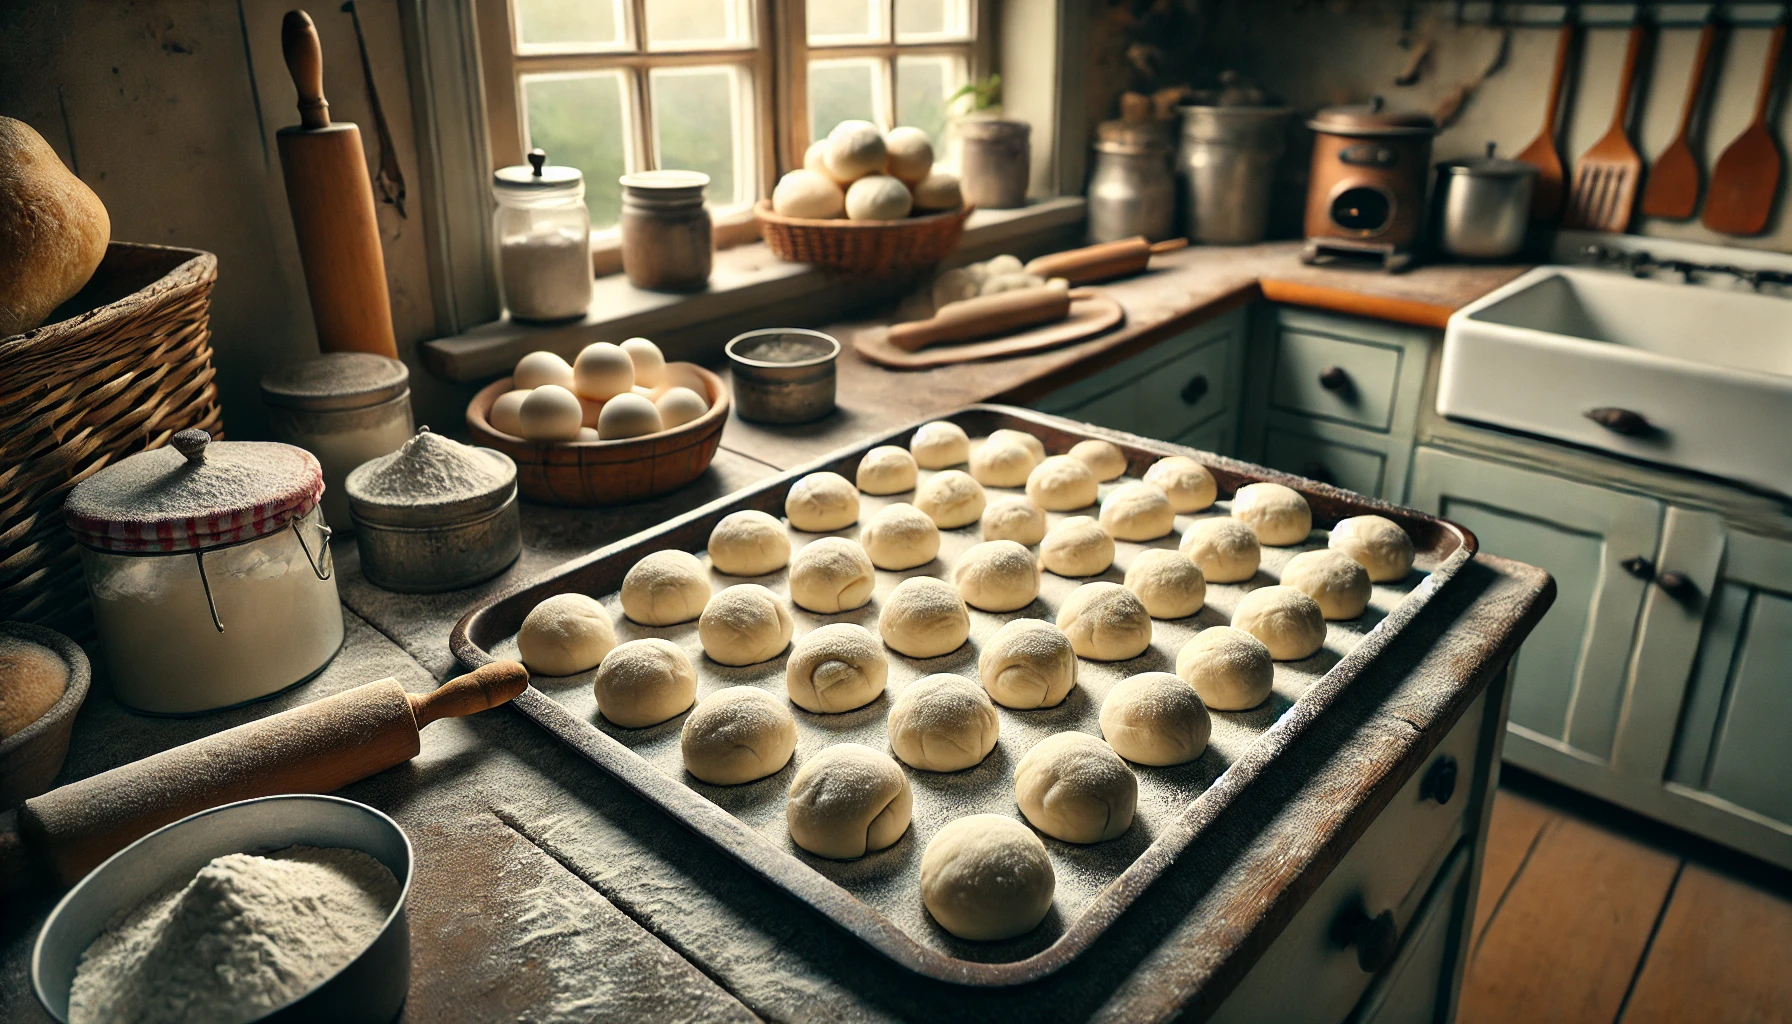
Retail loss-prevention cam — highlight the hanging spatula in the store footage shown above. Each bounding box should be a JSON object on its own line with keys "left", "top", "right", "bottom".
{"left": 1514, "top": 20, "right": 1575, "bottom": 217}
{"left": 1640, "top": 17, "right": 1717, "bottom": 219}
{"left": 1565, "top": 21, "right": 1647, "bottom": 232}
{"left": 1703, "top": 22, "right": 1786, "bottom": 235}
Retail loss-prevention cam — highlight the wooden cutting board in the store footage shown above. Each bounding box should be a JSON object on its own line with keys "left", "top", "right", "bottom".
{"left": 854, "top": 292, "right": 1124, "bottom": 369}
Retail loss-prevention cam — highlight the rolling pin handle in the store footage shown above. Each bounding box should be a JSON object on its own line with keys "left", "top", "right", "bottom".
{"left": 408, "top": 661, "right": 530, "bottom": 729}
{"left": 1148, "top": 238, "right": 1190, "bottom": 255}
{"left": 282, "top": 10, "right": 332, "bottom": 130}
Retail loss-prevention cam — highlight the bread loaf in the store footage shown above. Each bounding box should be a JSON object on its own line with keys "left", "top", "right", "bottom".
{"left": 0, "top": 117, "right": 110, "bottom": 337}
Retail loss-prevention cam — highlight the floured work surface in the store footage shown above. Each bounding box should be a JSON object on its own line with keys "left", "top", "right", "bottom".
{"left": 451, "top": 405, "right": 1475, "bottom": 986}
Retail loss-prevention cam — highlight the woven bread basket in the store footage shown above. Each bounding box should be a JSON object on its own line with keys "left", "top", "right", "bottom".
{"left": 0, "top": 242, "right": 223, "bottom": 638}
{"left": 755, "top": 200, "right": 972, "bottom": 275}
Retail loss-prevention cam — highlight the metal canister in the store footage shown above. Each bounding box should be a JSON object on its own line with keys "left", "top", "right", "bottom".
{"left": 345, "top": 430, "right": 520, "bottom": 594}
{"left": 725, "top": 329, "right": 839, "bottom": 425}
{"left": 1086, "top": 121, "right": 1176, "bottom": 243}
{"left": 1433, "top": 143, "right": 1537, "bottom": 260}
{"left": 1176, "top": 105, "right": 1291, "bottom": 244}
{"left": 619, "top": 170, "right": 713, "bottom": 292}
{"left": 261, "top": 352, "right": 413, "bottom": 534}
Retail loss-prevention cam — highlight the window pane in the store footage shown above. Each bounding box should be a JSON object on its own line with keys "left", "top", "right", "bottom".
{"left": 895, "top": 0, "right": 969, "bottom": 41}
{"left": 520, "top": 71, "right": 632, "bottom": 228}
{"left": 807, "top": 0, "right": 885, "bottom": 45}
{"left": 895, "top": 54, "right": 962, "bottom": 147}
{"left": 513, "top": 0, "right": 626, "bottom": 50}
{"left": 651, "top": 66, "right": 750, "bottom": 207}
{"left": 809, "top": 59, "right": 883, "bottom": 140}
{"left": 645, "top": 0, "right": 752, "bottom": 50}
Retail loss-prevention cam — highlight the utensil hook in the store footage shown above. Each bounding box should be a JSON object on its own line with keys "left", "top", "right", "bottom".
{"left": 292, "top": 519, "right": 335, "bottom": 582}
{"left": 195, "top": 551, "right": 224, "bottom": 633}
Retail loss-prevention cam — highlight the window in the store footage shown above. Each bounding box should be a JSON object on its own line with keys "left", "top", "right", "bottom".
{"left": 794, "top": 0, "right": 975, "bottom": 152}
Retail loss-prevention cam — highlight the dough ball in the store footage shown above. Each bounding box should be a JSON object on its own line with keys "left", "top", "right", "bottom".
{"left": 911, "top": 172, "right": 963, "bottom": 212}
{"left": 620, "top": 337, "right": 665, "bottom": 387}
{"left": 786, "top": 623, "right": 888, "bottom": 713}
{"left": 0, "top": 636, "right": 67, "bottom": 739}
{"left": 656, "top": 386, "right": 709, "bottom": 429}
{"left": 1175, "top": 626, "right": 1273, "bottom": 711}
{"left": 910, "top": 420, "right": 970, "bottom": 468}
{"left": 1056, "top": 582, "right": 1153, "bottom": 662}
{"left": 518, "top": 384, "right": 583, "bottom": 442}
{"left": 920, "top": 814, "right": 1055, "bottom": 941}
{"left": 887, "top": 673, "right": 999, "bottom": 771}
{"left": 1069, "top": 439, "right": 1127, "bottom": 482}
{"left": 597, "top": 392, "right": 663, "bottom": 439}
{"left": 952, "top": 540, "right": 1040, "bottom": 612}
{"left": 698, "top": 584, "right": 795, "bottom": 666}
{"left": 860, "top": 502, "right": 940, "bottom": 570}
{"left": 980, "top": 495, "right": 1047, "bottom": 545}
{"left": 978, "top": 619, "right": 1076, "bottom": 709}
{"left": 573, "top": 342, "right": 635, "bottom": 401}
{"left": 804, "top": 138, "right": 849, "bottom": 185}
{"left": 708, "top": 510, "right": 791, "bottom": 576}
{"left": 772, "top": 168, "right": 846, "bottom": 219}
{"left": 1025, "top": 455, "right": 1098, "bottom": 511}
{"left": 786, "top": 471, "right": 860, "bottom": 532}
{"left": 1179, "top": 517, "right": 1261, "bottom": 584}
{"left": 878, "top": 577, "right": 970, "bottom": 659}
{"left": 680, "top": 686, "right": 797, "bottom": 784}
{"left": 883, "top": 126, "right": 935, "bottom": 184}
{"left": 1231, "top": 585, "right": 1325, "bottom": 661}
{"left": 1329, "top": 515, "right": 1415, "bottom": 582}
{"left": 1099, "top": 672, "right": 1211, "bottom": 766}
{"left": 1039, "top": 516, "right": 1114, "bottom": 577}
{"left": 518, "top": 593, "right": 616, "bottom": 676}
{"left": 1014, "top": 732, "right": 1137, "bottom": 843}
{"left": 1232, "top": 483, "right": 1312, "bottom": 546}
{"left": 620, "top": 549, "right": 710, "bottom": 625}
{"left": 788, "top": 743, "right": 912, "bottom": 859}
{"left": 988, "top": 429, "right": 1046, "bottom": 461}
{"left": 1143, "top": 456, "right": 1217, "bottom": 513}
{"left": 489, "top": 389, "right": 531, "bottom": 438}
{"left": 1124, "top": 549, "right": 1206, "bottom": 619}
{"left": 856, "top": 445, "right": 918, "bottom": 495}
{"left": 1281, "top": 549, "right": 1372, "bottom": 620}
{"left": 915, "top": 470, "right": 986, "bottom": 529}
{"left": 824, "top": 120, "right": 888, "bottom": 181}
{"left": 594, "top": 638, "right": 696, "bottom": 728}
{"left": 789, "top": 537, "right": 876, "bottom": 613}
{"left": 845, "top": 174, "right": 913, "bottom": 221}
{"left": 1099, "top": 482, "right": 1175, "bottom": 542}
{"left": 513, "top": 350, "right": 574, "bottom": 391}
{"left": 970, "top": 439, "right": 1039, "bottom": 488}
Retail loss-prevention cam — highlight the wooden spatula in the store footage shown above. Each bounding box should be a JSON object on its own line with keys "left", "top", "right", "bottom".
{"left": 1703, "top": 22, "right": 1786, "bottom": 235}
{"left": 1565, "top": 22, "right": 1647, "bottom": 232}
{"left": 1641, "top": 19, "right": 1717, "bottom": 219}
{"left": 1514, "top": 21, "right": 1575, "bottom": 218}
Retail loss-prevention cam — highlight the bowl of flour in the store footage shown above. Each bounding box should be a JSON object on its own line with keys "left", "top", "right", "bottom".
{"left": 32, "top": 794, "right": 412, "bottom": 1024}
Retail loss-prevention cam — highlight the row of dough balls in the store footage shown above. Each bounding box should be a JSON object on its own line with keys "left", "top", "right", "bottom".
{"left": 773, "top": 120, "right": 962, "bottom": 221}
{"left": 487, "top": 338, "right": 712, "bottom": 442}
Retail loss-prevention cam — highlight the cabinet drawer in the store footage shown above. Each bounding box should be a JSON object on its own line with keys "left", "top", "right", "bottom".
{"left": 1352, "top": 842, "right": 1470, "bottom": 1024}
{"left": 1272, "top": 328, "right": 1403, "bottom": 431}
{"left": 1047, "top": 332, "right": 1232, "bottom": 440}
{"left": 1210, "top": 689, "right": 1487, "bottom": 1024}
{"left": 1265, "top": 428, "right": 1387, "bottom": 498}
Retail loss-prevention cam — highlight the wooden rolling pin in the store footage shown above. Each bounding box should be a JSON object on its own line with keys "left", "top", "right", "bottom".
{"left": 277, "top": 9, "right": 398, "bottom": 358}
{"left": 12, "top": 661, "right": 527, "bottom": 885}
{"left": 889, "top": 286, "right": 1072, "bottom": 353}
{"left": 1025, "top": 237, "right": 1188, "bottom": 286}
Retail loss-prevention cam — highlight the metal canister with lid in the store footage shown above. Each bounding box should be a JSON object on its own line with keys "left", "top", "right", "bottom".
{"left": 345, "top": 429, "right": 520, "bottom": 593}
{"left": 1433, "top": 143, "right": 1538, "bottom": 260}
{"left": 63, "top": 429, "right": 344, "bottom": 715}
{"left": 261, "top": 352, "right": 413, "bottom": 534}
{"left": 619, "top": 170, "right": 713, "bottom": 292}
{"left": 1087, "top": 120, "right": 1177, "bottom": 244}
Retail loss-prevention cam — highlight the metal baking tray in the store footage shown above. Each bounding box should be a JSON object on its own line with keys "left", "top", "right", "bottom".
{"left": 450, "top": 405, "right": 1477, "bottom": 986}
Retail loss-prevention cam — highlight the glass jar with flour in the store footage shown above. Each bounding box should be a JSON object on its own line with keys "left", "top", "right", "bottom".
{"left": 493, "top": 149, "right": 592, "bottom": 322}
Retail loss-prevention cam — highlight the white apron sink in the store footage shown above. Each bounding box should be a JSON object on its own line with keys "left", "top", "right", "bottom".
{"left": 1439, "top": 264, "right": 1792, "bottom": 496}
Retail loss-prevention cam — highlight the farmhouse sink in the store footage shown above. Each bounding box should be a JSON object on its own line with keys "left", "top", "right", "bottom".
{"left": 1438, "top": 263, "right": 1792, "bottom": 495}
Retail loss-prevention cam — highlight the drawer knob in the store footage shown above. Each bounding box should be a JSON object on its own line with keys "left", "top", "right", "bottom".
{"left": 1422, "top": 755, "right": 1458, "bottom": 805}
{"left": 1621, "top": 555, "right": 1655, "bottom": 580}
{"left": 1180, "top": 373, "right": 1210, "bottom": 405}
{"left": 1318, "top": 365, "right": 1354, "bottom": 395}
{"left": 1584, "top": 406, "right": 1658, "bottom": 437}
{"left": 1655, "top": 570, "right": 1698, "bottom": 602}
{"left": 1333, "top": 903, "right": 1398, "bottom": 974}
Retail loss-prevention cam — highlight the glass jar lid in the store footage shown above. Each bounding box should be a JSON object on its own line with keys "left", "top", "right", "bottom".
{"left": 260, "top": 352, "right": 410, "bottom": 412}
{"left": 64, "top": 429, "right": 324, "bottom": 553}
{"left": 494, "top": 149, "right": 583, "bottom": 192}
{"left": 1308, "top": 96, "right": 1437, "bottom": 137}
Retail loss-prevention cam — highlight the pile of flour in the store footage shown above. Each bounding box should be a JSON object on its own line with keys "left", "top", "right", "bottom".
{"left": 69, "top": 845, "right": 400, "bottom": 1024}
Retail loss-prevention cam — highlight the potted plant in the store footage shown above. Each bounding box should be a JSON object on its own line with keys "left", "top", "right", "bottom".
{"left": 949, "top": 75, "right": 1029, "bottom": 210}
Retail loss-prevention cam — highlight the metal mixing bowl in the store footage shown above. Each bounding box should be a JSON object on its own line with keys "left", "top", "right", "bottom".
{"left": 32, "top": 794, "right": 413, "bottom": 1023}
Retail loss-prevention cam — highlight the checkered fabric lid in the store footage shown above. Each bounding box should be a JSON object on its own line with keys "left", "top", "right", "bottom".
{"left": 64, "top": 429, "right": 324, "bottom": 553}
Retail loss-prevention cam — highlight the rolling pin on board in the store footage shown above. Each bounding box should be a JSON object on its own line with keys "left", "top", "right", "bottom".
{"left": 888, "top": 285, "right": 1072, "bottom": 352}
{"left": 277, "top": 9, "right": 399, "bottom": 359}
{"left": 1025, "top": 237, "right": 1188, "bottom": 286}
{"left": 9, "top": 661, "right": 527, "bottom": 886}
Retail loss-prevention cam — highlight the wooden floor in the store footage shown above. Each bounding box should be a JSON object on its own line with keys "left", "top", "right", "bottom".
{"left": 1459, "top": 773, "right": 1792, "bottom": 1024}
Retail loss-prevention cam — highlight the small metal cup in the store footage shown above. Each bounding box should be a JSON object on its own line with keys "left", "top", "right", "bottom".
{"left": 725, "top": 329, "right": 840, "bottom": 424}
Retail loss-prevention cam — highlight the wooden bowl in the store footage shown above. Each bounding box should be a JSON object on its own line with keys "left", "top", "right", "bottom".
{"left": 0, "top": 622, "right": 91, "bottom": 807}
{"left": 466, "top": 362, "right": 729, "bottom": 506}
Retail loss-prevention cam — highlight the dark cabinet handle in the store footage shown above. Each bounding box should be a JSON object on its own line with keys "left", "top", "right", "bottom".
{"left": 1622, "top": 556, "right": 1655, "bottom": 580}
{"left": 1180, "top": 373, "right": 1210, "bottom": 405}
{"left": 1333, "top": 903, "right": 1398, "bottom": 974}
{"left": 1319, "top": 365, "right": 1353, "bottom": 392}
{"left": 1422, "top": 756, "right": 1458, "bottom": 806}
{"left": 1301, "top": 460, "right": 1336, "bottom": 486}
{"left": 1585, "top": 407, "right": 1658, "bottom": 437}
{"left": 1656, "top": 570, "right": 1698, "bottom": 601}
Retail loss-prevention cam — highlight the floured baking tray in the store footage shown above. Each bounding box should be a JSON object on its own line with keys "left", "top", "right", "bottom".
{"left": 450, "top": 405, "right": 1477, "bottom": 986}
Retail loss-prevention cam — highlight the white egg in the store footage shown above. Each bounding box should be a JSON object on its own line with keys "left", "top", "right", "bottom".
{"left": 489, "top": 388, "right": 532, "bottom": 437}
{"left": 513, "top": 350, "right": 574, "bottom": 391}
{"left": 621, "top": 337, "right": 666, "bottom": 387}
{"left": 577, "top": 426, "right": 599, "bottom": 442}
{"left": 573, "top": 341, "right": 635, "bottom": 401}
{"left": 598, "top": 392, "right": 664, "bottom": 439}
{"left": 656, "top": 386, "right": 708, "bottom": 429}
{"left": 518, "top": 384, "right": 583, "bottom": 441}
{"left": 772, "top": 169, "right": 846, "bottom": 219}
{"left": 884, "top": 126, "right": 934, "bottom": 185}
{"left": 845, "top": 174, "right": 913, "bottom": 221}
{"left": 825, "top": 120, "right": 888, "bottom": 181}
{"left": 652, "top": 363, "right": 710, "bottom": 407}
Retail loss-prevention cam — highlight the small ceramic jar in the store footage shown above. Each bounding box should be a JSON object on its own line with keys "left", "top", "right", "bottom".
{"left": 620, "top": 170, "right": 712, "bottom": 292}
{"left": 261, "top": 352, "right": 413, "bottom": 534}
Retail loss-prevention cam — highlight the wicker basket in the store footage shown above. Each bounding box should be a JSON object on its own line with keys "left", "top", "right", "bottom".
{"left": 0, "top": 242, "right": 223, "bottom": 638}
{"left": 755, "top": 200, "right": 973, "bottom": 275}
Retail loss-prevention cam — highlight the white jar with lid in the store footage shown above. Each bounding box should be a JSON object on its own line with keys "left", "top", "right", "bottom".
{"left": 493, "top": 148, "right": 592, "bottom": 322}
{"left": 63, "top": 429, "right": 344, "bottom": 715}
{"left": 261, "top": 352, "right": 413, "bottom": 534}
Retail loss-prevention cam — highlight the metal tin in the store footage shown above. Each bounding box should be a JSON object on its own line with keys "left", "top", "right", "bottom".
{"left": 345, "top": 440, "right": 520, "bottom": 594}
{"left": 620, "top": 170, "right": 713, "bottom": 293}
{"left": 1176, "top": 104, "right": 1292, "bottom": 244}
{"left": 261, "top": 353, "right": 414, "bottom": 534}
{"left": 33, "top": 794, "right": 413, "bottom": 1024}
{"left": 1087, "top": 124, "right": 1176, "bottom": 243}
{"left": 1433, "top": 143, "right": 1538, "bottom": 260}
{"left": 725, "top": 329, "right": 840, "bottom": 424}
